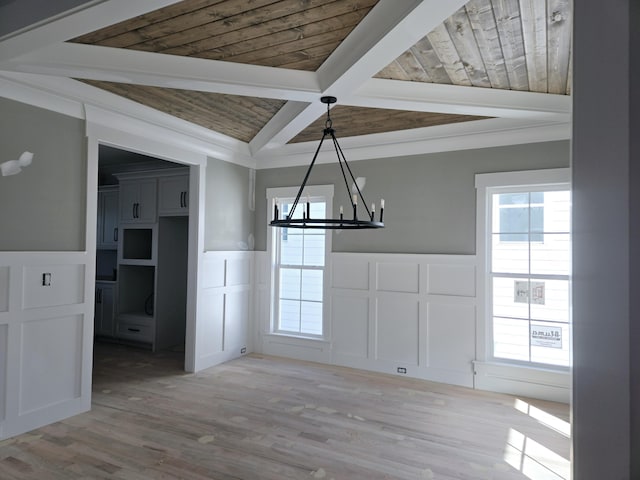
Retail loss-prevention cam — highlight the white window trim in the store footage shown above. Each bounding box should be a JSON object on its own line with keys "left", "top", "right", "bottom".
{"left": 266, "top": 185, "right": 333, "bottom": 341}
{"left": 474, "top": 168, "right": 571, "bottom": 403}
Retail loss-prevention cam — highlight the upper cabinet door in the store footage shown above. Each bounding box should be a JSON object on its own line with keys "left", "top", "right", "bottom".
{"left": 100, "top": 189, "right": 119, "bottom": 248}
{"left": 119, "top": 179, "right": 157, "bottom": 224}
{"left": 158, "top": 175, "right": 189, "bottom": 216}
{"left": 119, "top": 182, "right": 139, "bottom": 224}
{"left": 136, "top": 179, "right": 158, "bottom": 223}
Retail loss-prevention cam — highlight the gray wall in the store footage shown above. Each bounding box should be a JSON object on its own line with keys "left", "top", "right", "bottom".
{"left": 572, "top": 0, "right": 639, "bottom": 478}
{"left": 0, "top": 97, "right": 86, "bottom": 251}
{"left": 255, "top": 141, "right": 570, "bottom": 254}
{"left": 0, "top": 0, "right": 93, "bottom": 37}
{"left": 204, "top": 157, "right": 255, "bottom": 251}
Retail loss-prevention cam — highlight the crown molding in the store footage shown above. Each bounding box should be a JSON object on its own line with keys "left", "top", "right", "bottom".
{"left": 252, "top": 118, "right": 571, "bottom": 169}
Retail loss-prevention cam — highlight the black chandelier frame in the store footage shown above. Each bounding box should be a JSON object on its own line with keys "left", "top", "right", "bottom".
{"left": 269, "top": 96, "right": 384, "bottom": 230}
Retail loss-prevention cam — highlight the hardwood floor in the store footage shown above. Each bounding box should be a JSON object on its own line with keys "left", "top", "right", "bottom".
{"left": 0, "top": 342, "right": 570, "bottom": 479}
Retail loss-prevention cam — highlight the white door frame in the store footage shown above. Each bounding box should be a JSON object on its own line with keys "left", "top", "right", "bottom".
{"left": 86, "top": 118, "right": 207, "bottom": 372}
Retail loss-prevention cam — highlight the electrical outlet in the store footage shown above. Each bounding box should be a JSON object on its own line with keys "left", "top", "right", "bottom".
{"left": 241, "top": 347, "right": 247, "bottom": 354}
{"left": 397, "top": 367, "right": 407, "bottom": 374}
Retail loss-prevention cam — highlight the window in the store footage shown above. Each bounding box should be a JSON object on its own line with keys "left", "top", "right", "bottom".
{"left": 267, "top": 186, "right": 332, "bottom": 338}
{"left": 498, "top": 192, "right": 544, "bottom": 242}
{"left": 476, "top": 170, "right": 571, "bottom": 369}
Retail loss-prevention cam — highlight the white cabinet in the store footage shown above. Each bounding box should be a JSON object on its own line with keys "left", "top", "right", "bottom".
{"left": 116, "top": 313, "right": 154, "bottom": 343}
{"left": 95, "top": 281, "right": 116, "bottom": 337}
{"left": 158, "top": 175, "right": 189, "bottom": 216}
{"left": 97, "top": 186, "right": 119, "bottom": 249}
{"left": 119, "top": 179, "right": 157, "bottom": 224}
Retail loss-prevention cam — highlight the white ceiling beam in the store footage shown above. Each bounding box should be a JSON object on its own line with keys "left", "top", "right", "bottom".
{"left": 0, "top": 0, "right": 178, "bottom": 61}
{"left": 347, "top": 78, "right": 572, "bottom": 121}
{"left": 2, "top": 42, "right": 321, "bottom": 101}
{"left": 249, "top": 0, "right": 469, "bottom": 154}
{"left": 316, "top": 0, "right": 469, "bottom": 94}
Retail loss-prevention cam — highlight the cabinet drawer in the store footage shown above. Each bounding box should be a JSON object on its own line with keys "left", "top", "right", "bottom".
{"left": 116, "top": 322, "right": 153, "bottom": 343}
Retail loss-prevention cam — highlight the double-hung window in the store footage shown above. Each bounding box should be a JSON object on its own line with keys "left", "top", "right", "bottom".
{"left": 267, "top": 186, "right": 332, "bottom": 338}
{"left": 477, "top": 169, "right": 571, "bottom": 369}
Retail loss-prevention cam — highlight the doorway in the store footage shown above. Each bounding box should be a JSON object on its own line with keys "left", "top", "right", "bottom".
{"left": 87, "top": 127, "right": 207, "bottom": 375}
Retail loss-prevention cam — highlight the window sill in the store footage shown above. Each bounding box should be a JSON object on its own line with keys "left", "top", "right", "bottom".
{"left": 264, "top": 332, "right": 329, "bottom": 344}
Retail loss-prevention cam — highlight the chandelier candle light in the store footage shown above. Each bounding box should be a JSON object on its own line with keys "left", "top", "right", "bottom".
{"left": 269, "top": 96, "right": 385, "bottom": 229}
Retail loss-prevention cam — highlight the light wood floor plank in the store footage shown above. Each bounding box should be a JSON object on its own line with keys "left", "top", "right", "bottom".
{"left": 0, "top": 342, "right": 570, "bottom": 479}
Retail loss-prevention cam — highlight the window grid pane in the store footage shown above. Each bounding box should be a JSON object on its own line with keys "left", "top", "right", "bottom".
{"left": 490, "top": 189, "right": 571, "bottom": 367}
{"left": 275, "top": 200, "right": 326, "bottom": 336}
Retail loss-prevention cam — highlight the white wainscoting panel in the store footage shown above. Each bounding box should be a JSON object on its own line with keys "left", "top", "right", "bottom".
{"left": 426, "top": 302, "right": 476, "bottom": 385}
{"left": 376, "top": 262, "right": 420, "bottom": 293}
{"left": 256, "top": 251, "right": 569, "bottom": 401}
{"left": 0, "top": 324, "right": 6, "bottom": 422}
{"left": 226, "top": 257, "right": 251, "bottom": 287}
{"left": 201, "top": 255, "right": 225, "bottom": 289}
{"left": 22, "top": 264, "right": 85, "bottom": 309}
{"left": 0, "top": 252, "right": 93, "bottom": 441}
{"left": 256, "top": 252, "right": 477, "bottom": 388}
{"left": 332, "top": 259, "right": 369, "bottom": 291}
{"left": 331, "top": 295, "right": 369, "bottom": 361}
{"left": 0, "top": 267, "right": 9, "bottom": 313}
{"left": 224, "top": 290, "right": 250, "bottom": 352}
{"left": 198, "top": 290, "right": 224, "bottom": 358}
{"left": 195, "top": 251, "right": 253, "bottom": 371}
{"left": 427, "top": 264, "right": 476, "bottom": 297}
{"left": 375, "top": 295, "right": 420, "bottom": 365}
{"left": 20, "top": 315, "right": 83, "bottom": 414}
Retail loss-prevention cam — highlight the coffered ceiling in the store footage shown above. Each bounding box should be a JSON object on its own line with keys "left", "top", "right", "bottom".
{"left": 0, "top": 0, "right": 572, "bottom": 167}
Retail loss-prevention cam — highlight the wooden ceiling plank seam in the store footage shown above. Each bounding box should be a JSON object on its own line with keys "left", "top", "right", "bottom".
{"left": 519, "top": 0, "right": 548, "bottom": 93}
{"left": 89, "top": 82, "right": 220, "bottom": 129}
{"left": 374, "top": 60, "right": 413, "bottom": 81}
{"left": 151, "top": 87, "right": 270, "bottom": 129}
{"left": 216, "top": 25, "right": 355, "bottom": 66}
{"left": 289, "top": 106, "right": 488, "bottom": 143}
{"left": 131, "top": 0, "right": 367, "bottom": 55}
{"left": 70, "top": 0, "right": 228, "bottom": 46}
{"left": 86, "top": 82, "right": 209, "bottom": 129}
{"left": 464, "top": 0, "right": 511, "bottom": 89}
{"left": 99, "top": 0, "right": 285, "bottom": 50}
{"left": 183, "top": 96, "right": 276, "bottom": 132}
{"left": 391, "top": 51, "right": 432, "bottom": 83}
{"left": 426, "top": 24, "right": 472, "bottom": 86}
{"left": 127, "top": 0, "right": 292, "bottom": 51}
{"left": 191, "top": 10, "right": 366, "bottom": 61}
{"left": 443, "top": 6, "right": 492, "bottom": 88}
{"left": 491, "top": 0, "right": 530, "bottom": 91}
{"left": 265, "top": 41, "right": 342, "bottom": 69}
{"left": 160, "top": 0, "right": 376, "bottom": 59}
{"left": 546, "top": 0, "right": 571, "bottom": 95}
{"left": 84, "top": 80, "right": 283, "bottom": 141}
{"left": 406, "top": 37, "right": 453, "bottom": 84}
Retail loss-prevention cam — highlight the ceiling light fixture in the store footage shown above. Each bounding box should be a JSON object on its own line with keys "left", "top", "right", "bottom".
{"left": 269, "top": 96, "right": 384, "bottom": 230}
{"left": 1, "top": 151, "right": 33, "bottom": 176}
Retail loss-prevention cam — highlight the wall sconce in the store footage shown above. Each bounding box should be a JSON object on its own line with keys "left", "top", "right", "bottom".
{"left": 1, "top": 151, "right": 33, "bottom": 176}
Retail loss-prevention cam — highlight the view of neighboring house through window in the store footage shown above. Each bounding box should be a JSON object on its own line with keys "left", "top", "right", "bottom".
{"left": 268, "top": 186, "right": 332, "bottom": 338}
{"left": 490, "top": 186, "right": 571, "bottom": 367}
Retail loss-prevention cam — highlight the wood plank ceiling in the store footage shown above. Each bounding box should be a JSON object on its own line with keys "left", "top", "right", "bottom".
{"left": 70, "top": 0, "right": 572, "bottom": 144}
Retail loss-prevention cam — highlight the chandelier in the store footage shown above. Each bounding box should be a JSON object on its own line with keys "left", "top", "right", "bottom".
{"left": 269, "top": 96, "right": 385, "bottom": 230}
